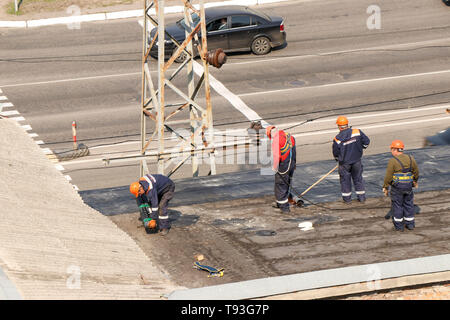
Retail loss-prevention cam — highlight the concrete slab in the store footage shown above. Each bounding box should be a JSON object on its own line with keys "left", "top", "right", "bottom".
{"left": 0, "top": 118, "right": 183, "bottom": 299}
{"left": 109, "top": 186, "right": 450, "bottom": 293}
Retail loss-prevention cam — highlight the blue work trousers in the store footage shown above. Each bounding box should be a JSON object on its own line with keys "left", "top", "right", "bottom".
{"left": 338, "top": 160, "right": 366, "bottom": 202}
{"left": 274, "top": 164, "right": 295, "bottom": 211}
{"left": 391, "top": 187, "right": 415, "bottom": 230}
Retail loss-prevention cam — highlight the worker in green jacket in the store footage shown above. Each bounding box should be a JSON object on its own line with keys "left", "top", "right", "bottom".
{"left": 382, "top": 140, "right": 419, "bottom": 231}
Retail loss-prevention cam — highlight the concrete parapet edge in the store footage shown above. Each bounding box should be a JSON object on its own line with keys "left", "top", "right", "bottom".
{"left": 168, "top": 254, "right": 450, "bottom": 300}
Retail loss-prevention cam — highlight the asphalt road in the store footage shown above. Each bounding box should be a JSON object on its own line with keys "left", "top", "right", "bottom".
{"left": 1, "top": 0, "right": 450, "bottom": 190}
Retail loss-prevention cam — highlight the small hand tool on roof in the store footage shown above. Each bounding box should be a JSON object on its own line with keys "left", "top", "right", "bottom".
{"left": 193, "top": 261, "right": 224, "bottom": 278}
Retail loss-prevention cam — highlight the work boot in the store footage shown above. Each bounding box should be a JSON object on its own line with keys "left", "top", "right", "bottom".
{"left": 394, "top": 226, "right": 404, "bottom": 232}
{"left": 384, "top": 210, "right": 392, "bottom": 220}
{"left": 343, "top": 200, "right": 352, "bottom": 205}
{"left": 159, "top": 228, "right": 170, "bottom": 236}
{"left": 406, "top": 225, "right": 415, "bottom": 231}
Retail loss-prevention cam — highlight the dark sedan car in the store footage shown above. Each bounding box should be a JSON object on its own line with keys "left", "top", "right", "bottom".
{"left": 149, "top": 5, "right": 286, "bottom": 62}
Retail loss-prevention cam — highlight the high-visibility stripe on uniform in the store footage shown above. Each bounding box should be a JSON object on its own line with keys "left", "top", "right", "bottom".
{"left": 342, "top": 192, "right": 352, "bottom": 197}
{"left": 393, "top": 217, "right": 404, "bottom": 222}
{"left": 334, "top": 137, "right": 341, "bottom": 144}
{"left": 152, "top": 207, "right": 158, "bottom": 211}
{"left": 280, "top": 133, "right": 293, "bottom": 157}
{"left": 343, "top": 139, "right": 356, "bottom": 146}
{"left": 351, "top": 129, "right": 360, "bottom": 137}
{"left": 276, "top": 198, "right": 289, "bottom": 204}
{"left": 393, "top": 173, "right": 413, "bottom": 182}
{"left": 159, "top": 215, "right": 169, "bottom": 219}
{"left": 142, "top": 176, "right": 153, "bottom": 190}
{"left": 404, "top": 217, "right": 415, "bottom": 221}
{"left": 355, "top": 190, "right": 366, "bottom": 195}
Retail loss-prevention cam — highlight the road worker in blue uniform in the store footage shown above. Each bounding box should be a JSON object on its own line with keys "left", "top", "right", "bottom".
{"left": 129, "top": 173, "right": 175, "bottom": 236}
{"left": 266, "top": 125, "right": 297, "bottom": 213}
{"left": 383, "top": 140, "right": 419, "bottom": 231}
{"left": 332, "top": 116, "right": 370, "bottom": 203}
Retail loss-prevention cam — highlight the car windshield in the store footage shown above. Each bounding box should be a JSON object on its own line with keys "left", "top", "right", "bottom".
{"left": 176, "top": 12, "right": 200, "bottom": 30}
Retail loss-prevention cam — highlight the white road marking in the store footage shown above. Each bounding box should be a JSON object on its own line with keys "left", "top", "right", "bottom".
{"left": 0, "top": 90, "right": 58, "bottom": 169}
{"left": 0, "top": 102, "right": 14, "bottom": 108}
{"left": 10, "top": 116, "right": 25, "bottom": 122}
{"left": 2, "top": 36, "right": 449, "bottom": 89}
{"left": 238, "top": 69, "right": 450, "bottom": 98}
{"left": 138, "top": 19, "right": 269, "bottom": 127}
{"left": 192, "top": 61, "right": 268, "bottom": 126}
{"left": 21, "top": 125, "right": 32, "bottom": 131}
{"left": 226, "top": 37, "right": 450, "bottom": 67}
{"left": 83, "top": 104, "right": 450, "bottom": 151}
{"left": 294, "top": 116, "right": 450, "bottom": 139}
{"left": 0, "top": 110, "right": 19, "bottom": 116}
{"left": 54, "top": 164, "right": 65, "bottom": 171}
{"left": 279, "top": 103, "right": 450, "bottom": 129}
{"left": 41, "top": 148, "right": 53, "bottom": 154}
{"left": 60, "top": 111, "right": 448, "bottom": 166}
{"left": 0, "top": 72, "right": 141, "bottom": 88}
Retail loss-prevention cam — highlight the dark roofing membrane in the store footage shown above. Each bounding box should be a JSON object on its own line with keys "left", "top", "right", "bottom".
{"left": 80, "top": 145, "right": 450, "bottom": 216}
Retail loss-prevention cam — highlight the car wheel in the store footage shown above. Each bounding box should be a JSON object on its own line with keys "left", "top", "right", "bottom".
{"left": 251, "top": 36, "right": 271, "bottom": 55}
{"left": 174, "top": 50, "right": 188, "bottom": 63}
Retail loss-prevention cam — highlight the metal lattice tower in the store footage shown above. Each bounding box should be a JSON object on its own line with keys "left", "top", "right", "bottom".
{"left": 139, "top": 0, "right": 226, "bottom": 178}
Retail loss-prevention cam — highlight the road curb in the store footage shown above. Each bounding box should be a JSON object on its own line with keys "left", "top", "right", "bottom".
{"left": 0, "top": 0, "right": 291, "bottom": 29}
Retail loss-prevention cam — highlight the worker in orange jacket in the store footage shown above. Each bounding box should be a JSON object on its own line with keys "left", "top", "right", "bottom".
{"left": 266, "top": 125, "right": 296, "bottom": 213}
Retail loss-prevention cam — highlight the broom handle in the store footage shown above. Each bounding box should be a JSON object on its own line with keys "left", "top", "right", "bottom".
{"left": 300, "top": 164, "right": 339, "bottom": 197}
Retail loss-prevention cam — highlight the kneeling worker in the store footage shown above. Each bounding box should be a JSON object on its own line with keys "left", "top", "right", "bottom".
{"left": 382, "top": 140, "right": 419, "bottom": 231}
{"left": 130, "top": 173, "right": 175, "bottom": 236}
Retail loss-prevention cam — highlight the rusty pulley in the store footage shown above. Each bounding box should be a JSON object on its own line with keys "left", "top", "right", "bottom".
{"left": 206, "top": 48, "right": 227, "bottom": 68}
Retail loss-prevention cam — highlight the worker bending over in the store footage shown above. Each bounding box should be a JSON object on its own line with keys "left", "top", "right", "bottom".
{"left": 332, "top": 116, "right": 370, "bottom": 203}
{"left": 383, "top": 140, "right": 419, "bottom": 231}
{"left": 129, "top": 174, "right": 175, "bottom": 236}
{"left": 266, "top": 125, "right": 297, "bottom": 213}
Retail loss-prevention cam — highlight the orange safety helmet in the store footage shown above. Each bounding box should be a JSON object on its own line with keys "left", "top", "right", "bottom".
{"left": 266, "top": 125, "right": 276, "bottom": 139}
{"left": 145, "top": 219, "right": 157, "bottom": 229}
{"left": 336, "top": 116, "right": 349, "bottom": 126}
{"left": 390, "top": 140, "right": 405, "bottom": 150}
{"left": 129, "top": 181, "right": 141, "bottom": 198}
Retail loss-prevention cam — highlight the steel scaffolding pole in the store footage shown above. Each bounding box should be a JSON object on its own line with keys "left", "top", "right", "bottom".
{"left": 139, "top": 0, "right": 226, "bottom": 178}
